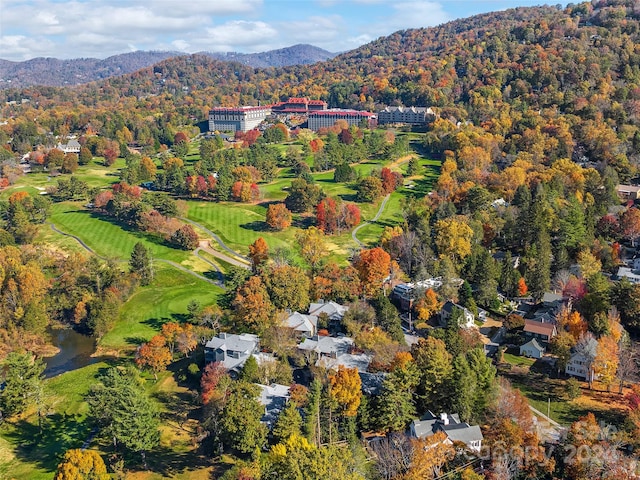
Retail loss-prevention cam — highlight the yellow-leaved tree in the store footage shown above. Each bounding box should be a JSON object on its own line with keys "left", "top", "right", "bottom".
{"left": 328, "top": 365, "right": 362, "bottom": 417}
{"left": 54, "top": 449, "right": 110, "bottom": 480}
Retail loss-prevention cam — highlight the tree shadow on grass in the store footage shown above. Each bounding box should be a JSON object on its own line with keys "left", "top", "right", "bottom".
{"left": 3, "top": 413, "right": 93, "bottom": 473}
{"left": 125, "top": 336, "right": 149, "bottom": 346}
{"left": 142, "top": 316, "right": 171, "bottom": 331}
{"left": 338, "top": 193, "right": 359, "bottom": 202}
{"left": 292, "top": 216, "right": 315, "bottom": 229}
{"left": 240, "top": 221, "right": 269, "bottom": 232}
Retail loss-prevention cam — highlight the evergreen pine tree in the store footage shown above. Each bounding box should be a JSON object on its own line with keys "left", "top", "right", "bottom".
{"left": 129, "top": 242, "right": 154, "bottom": 286}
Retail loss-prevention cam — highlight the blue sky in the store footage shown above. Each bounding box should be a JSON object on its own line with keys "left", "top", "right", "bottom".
{"left": 0, "top": 0, "right": 565, "bottom": 61}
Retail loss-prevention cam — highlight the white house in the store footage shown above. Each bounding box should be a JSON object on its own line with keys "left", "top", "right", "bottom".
{"left": 439, "top": 301, "right": 475, "bottom": 329}
{"left": 520, "top": 338, "right": 545, "bottom": 359}
{"left": 55, "top": 139, "right": 81, "bottom": 154}
{"left": 566, "top": 336, "right": 599, "bottom": 382}
{"left": 256, "top": 383, "right": 290, "bottom": 429}
{"left": 410, "top": 411, "right": 483, "bottom": 453}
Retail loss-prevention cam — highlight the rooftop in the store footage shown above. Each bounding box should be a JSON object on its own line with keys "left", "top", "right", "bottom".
{"left": 524, "top": 319, "right": 556, "bottom": 336}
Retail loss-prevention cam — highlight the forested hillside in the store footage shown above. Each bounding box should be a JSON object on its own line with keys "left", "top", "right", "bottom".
{"left": 3, "top": 0, "right": 640, "bottom": 180}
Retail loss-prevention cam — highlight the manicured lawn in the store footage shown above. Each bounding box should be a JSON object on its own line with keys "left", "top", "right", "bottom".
{"left": 48, "top": 202, "right": 201, "bottom": 265}
{"left": 100, "top": 265, "right": 222, "bottom": 351}
{"left": 503, "top": 353, "right": 536, "bottom": 367}
{"left": 0, "top": 361, "right": 114, "bottom": 480}
{"left": 187, "top": 200, "right": 297, "bottom": 254}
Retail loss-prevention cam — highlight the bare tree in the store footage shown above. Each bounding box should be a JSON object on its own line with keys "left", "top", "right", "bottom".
{"left": 370, "top": 433, "right": 412, "bottom": 480}
{"left": 617, "top": 341, "right": 639, "bottom": 394}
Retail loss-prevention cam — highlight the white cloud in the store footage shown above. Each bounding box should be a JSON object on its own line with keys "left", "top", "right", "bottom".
{"left": 0, "top": 35, "right": 57, "bottom": 60}
{"left": 200, "top": 20, "right": 278, "bottom": 52}
{"left": 386, "top": 1, "right": 451, "bottom": 30}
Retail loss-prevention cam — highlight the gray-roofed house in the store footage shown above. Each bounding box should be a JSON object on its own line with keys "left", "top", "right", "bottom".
{"left": 616, "top": 266, "right": 640, "bottom": 284}
{"left": 520, "top": 338, "right": 545, "bottom": 359}
{"left": 410, "top": 411, "right": 483, "bottom": 452}
{"left": 204, "top": 332, "right": 259, "bottom": 373}
{"left": 541, "top": 292, "right": 564, "bottom": 311}
{"left": 283, "top": 311, "right": 318, "bottom": 338}
{"left": 256, "top": 383, "right": 290, "bottom": 430}
{"left": 439, "top": 301, "right": 475, "bottom": 329}
{"left": 566, "top": 336, "right": 599, "bottom": 382}
{"left": 297, "top": 335, "right": 371, "bottom": 372}
{"left": 56, "top": 139, "right": 81, "bottom": 154}
{"left": 308, "top": 301, "right": 349, "bottom": 322}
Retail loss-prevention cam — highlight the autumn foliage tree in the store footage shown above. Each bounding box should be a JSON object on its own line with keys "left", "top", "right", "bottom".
{"left": 248, "top": 237, "right": 269, "bottom": 273}
{"left": 353, "top": 247, "right": 391, "bottom": 298}
{"left": 517, "top": 276, "right": 528, "bottom": 297}
{"left": 54, "top": 449, "right": 110, "bottom": 480}
{"left": 233, "top": 276, "right": 274, "bottom": 333}
{"left": 136, "top": 334, "right": 172, "bottom": 380}
{"left": 266, "top": 203, "right": 292, "bottom": 231}
{"left": 328, "top": 366, "right": 362, "bottom": 417}
{"left": 416, "top": 288, "right": 441, "bottom": 322}
{"left": 405, "top": 431, "right": 455, "bottom": 480}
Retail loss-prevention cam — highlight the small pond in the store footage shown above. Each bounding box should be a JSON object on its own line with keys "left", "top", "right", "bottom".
{"left": 43, "top": 327, "right": 97, "bottom": 378}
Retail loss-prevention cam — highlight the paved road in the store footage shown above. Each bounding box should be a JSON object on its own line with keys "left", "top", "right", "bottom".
{"left": 47, "top": 222, "right": 221, "bottom": 287}
{"left": 193, "top": 247, "right": 225, "bottom": 285}
{"left": 351, "top": 194, "right": 391, "bottom": 247}
{"left": 180, "top": 217, "right": 250, "bottom": 262}
{"left": 197, "top": 242, "right": 250, "bottom": 270}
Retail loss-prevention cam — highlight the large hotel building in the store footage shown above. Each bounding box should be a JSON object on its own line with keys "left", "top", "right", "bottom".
{"left": 208, "top": 106, "right": 272, "bottom": 133}
{"left": 307, "top": 109, "right": 375, "bottom": 131}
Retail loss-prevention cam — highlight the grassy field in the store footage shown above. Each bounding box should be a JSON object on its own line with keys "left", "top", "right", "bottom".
{"left": 100, "top": 265, "right": 222, "bottom": 352}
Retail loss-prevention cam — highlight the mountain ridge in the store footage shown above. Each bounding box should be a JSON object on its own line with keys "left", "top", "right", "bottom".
{"left": 0, "top": 44, "right": 335, "bottom": 89}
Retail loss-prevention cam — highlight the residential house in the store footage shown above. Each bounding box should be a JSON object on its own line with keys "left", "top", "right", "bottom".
{"left": 523, "top": 319, "right": 557, "bottom": 345}
{"left": 283, "top": 311, "right": 317, "bottom": 338}
{"left": 204, "top": 333, "right": 259, "bottom": 373}
{"left": 616, "top": 184, "right": 640, "bottom": 201}
{"left": 256, "top": 383, "right": 290, "bottom": 429}
{"left": 55, "top": 139, "right": 81, "bottom": 154}
{"left": 297, "top": 335, "right": 371, "bottom": 372}
{"left": 391, "top": 278, "right": 443, "bottom": 311}
{"left": 541, "top": 292, "right": 564, "bottom": 312}
{"left": 439, "top": 301, "right": 475, "bottom": 329}
{"left": 308, "top": 300, "right": 349, "bottom": 325}
{"left": 616, "top": 266, "right": 640, "bottom": 284}
{"left": 520, "top": 338, "right": 545, "bottom": 359}
{"left": 410, "top": 411, "right": 483, "bottom": 453}
{"left": 566, "top": 336, "right": 599, "bottom": 382}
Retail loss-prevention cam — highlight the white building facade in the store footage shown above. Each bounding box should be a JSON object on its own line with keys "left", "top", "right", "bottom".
{"left": 208, "top": 106, "right": 271, "bottom": 133}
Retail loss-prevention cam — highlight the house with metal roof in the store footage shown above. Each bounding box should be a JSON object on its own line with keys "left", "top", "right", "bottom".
{"left": 204, "top": 332, "right": 259, "bottom": 372}
{"left": 409, "top": 411, "right": 483, "bottom": 453}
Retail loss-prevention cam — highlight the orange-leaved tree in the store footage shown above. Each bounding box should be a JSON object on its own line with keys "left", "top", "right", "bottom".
{"left": 266, "top": 203, "right": 292, "bottom": 231}
{"left": 248, "top": 237, "right": 269, "bottom": 273}
{"left": 353, "top": 247, "right": 391, "bottom": 298}
{"left": 136, "top": 334, "right": 172, "bottom": 380}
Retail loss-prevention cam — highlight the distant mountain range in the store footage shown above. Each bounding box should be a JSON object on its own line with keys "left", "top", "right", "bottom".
{"left": 0, "top": 44, "right": 335, "bottom": 89}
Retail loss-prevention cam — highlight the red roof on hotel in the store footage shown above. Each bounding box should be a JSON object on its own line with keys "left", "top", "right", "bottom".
{"left": 210, "top": 106, "right": 270, "bottom": 112}
{"left": 309, "top": 110, "right": 373, "bottom": 117}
